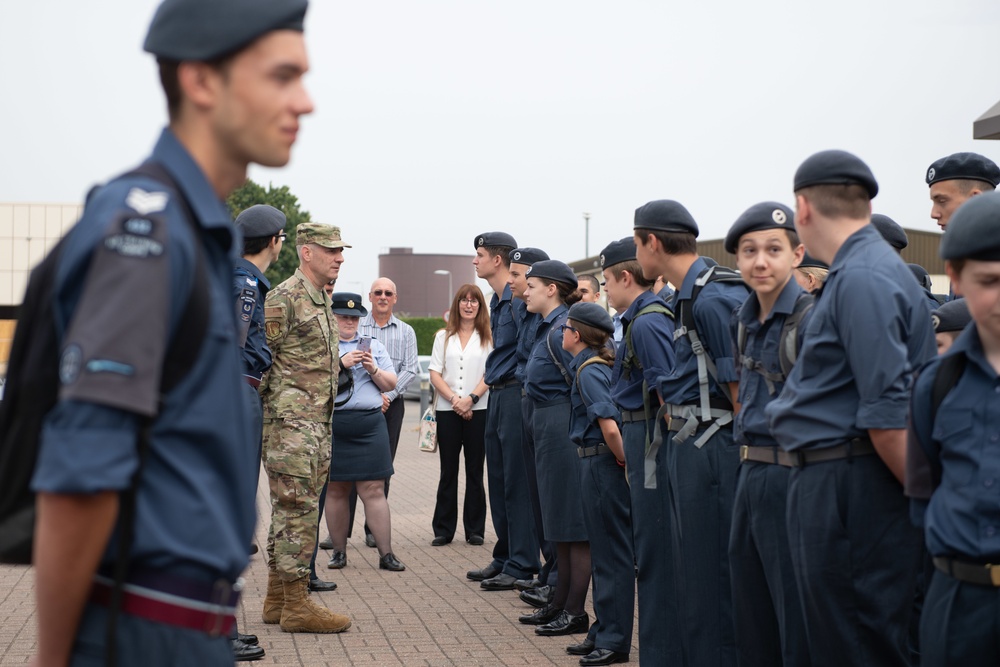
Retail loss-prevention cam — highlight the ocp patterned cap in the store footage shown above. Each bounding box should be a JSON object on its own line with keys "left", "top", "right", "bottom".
{"left": 525, "top": 260, "right": 578, "bottom": 288}
{"left": 473, "top": 232, "right": 517, "bottom": 250}
{"left": 871, "top": 214, "right": 908, "bottom": 251}
{"left": 926, "top": 152, "right": 1000, "bottom": 188}
{"left": 633, "top": 200, "right": 699, "bottom": 237}
{"left": 724, "top": 202, "right": 796, "bottom": 254}
{"left": 235, "top": 204, "right": 286, "bottom": 239}
{"left": 567, "top": 302, "right": 614, "bottom": 334}
{"left": 509, "top": 247, "right": 549, "bottom": 266}
{"left": 296, "top": 222, "right": 351, "bottom": 249}
{"left": 599, "top": 237, "right": 637, "bottom": 268}
{"left": 932, "top": 298, "right": 971, "bottom": 333}
{"left": 940, "top": 191, "right": 1000, "bottom": 261}
{"left": 794, "top": 149, "right": 878, "bottom": 199}
{"left": 144, "top": 0, "right": 308, "bottom": 61}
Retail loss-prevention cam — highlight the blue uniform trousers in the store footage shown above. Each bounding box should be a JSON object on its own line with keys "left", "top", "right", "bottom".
{"left": 623, "top": 419, "right": 681, "bottom": 665}
{"left": 484, "top": 384, "right": 539, "bottom": 578}
{"left": 920, "top": 569, "right": 1000, "bottom": 667}
{"left": 580, "top": 452, "right": 634, "bottom": 654}
{"left": 71, "top": 602, "right": 232, "bottom": 666}
{"left": 521, "top": 394, "right": 557, "bottom": 585}
{"left": 786, "top": 455, "right": 921, "bottom": 667}
{"left": 728, "top": 461, "right": 810, "bottom": 667}
{"left": 666, "top": 423, "right": 739, "bottom": 667}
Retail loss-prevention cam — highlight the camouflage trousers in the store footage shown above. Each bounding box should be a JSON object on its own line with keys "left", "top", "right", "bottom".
{"left": 262, "top": 418, "right": 331, "bottom": 581}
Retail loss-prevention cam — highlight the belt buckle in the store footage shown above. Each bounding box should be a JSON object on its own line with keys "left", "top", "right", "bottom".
{"left": 989, "top": 564, "right": 1000, "bottom": 587}
{"left": 740, "top": 445, "right": 749, "bottom": 462}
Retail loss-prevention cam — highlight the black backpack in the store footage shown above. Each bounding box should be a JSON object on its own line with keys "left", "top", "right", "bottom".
{"left": 0, "top": 161, "right": 210, "bottom": 565}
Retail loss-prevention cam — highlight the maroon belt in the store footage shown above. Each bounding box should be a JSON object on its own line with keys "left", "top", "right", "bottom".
{"left": 243, "top": 375, "right": 261, "bottom": 389}
{"left": 89, "top": 576, "right": 238, "bottom": 637}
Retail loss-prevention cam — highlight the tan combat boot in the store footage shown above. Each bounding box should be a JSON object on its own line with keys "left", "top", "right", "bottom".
{"left": 262, "top": 569, "right": 284, "bottom": 624}
{"left": 279, "top": 577, "right": 352, "bottom": 633}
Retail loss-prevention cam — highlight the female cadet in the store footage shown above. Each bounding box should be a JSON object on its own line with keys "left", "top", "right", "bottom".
{"left": 562, "top": 302, "right": 632, "bottom": 666}
{"left": 519, "top": 260, "right": 591, "bottom": 637}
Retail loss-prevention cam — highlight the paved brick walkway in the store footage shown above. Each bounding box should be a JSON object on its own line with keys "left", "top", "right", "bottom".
{"left": 0, "top": 402, "right": 639, "bottom": 665}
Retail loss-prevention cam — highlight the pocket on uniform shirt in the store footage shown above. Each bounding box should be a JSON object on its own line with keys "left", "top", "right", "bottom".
{"left": 933, "top": 409, "right": 978, "bottom": 485}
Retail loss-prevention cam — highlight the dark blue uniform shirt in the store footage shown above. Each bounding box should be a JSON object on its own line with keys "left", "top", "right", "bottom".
{"left": 909, "top": 325, "right": 1000, "bottom": 560}
{"left": 524, "top": 305, "right": 572, "bottom": 402}
{"left": 569, "top": 348, "right": 621, "bottom": 446}
{"left": 515, "top": 307, "right": 542, "bottom": 385}
{"left": 32, "top": 128, "right": 255, "bottom": 584}
{"left": 659, "top": 257, "right": 747, "bottom": 406}
{"left": 611, "top": 291, "right": 675, "bottom": 411}
{"left": 233, "top": 258, "right": 272, "bottom": 380}
{"left": 731, "top": 278, "right": 808, "bottom": 448}
{"left": 766, "top": 225, "right": 936, "bottom": 451}
{"left": 485, "top": 284, "right": 519, "bottom": 385}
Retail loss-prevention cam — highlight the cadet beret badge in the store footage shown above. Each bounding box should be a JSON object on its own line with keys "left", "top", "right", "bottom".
{"left": 772, "top": 209, "right": 787, "bottom": 224}
{"left": 513, "top": 251, "right": 521, "bottom": 261}
{"left": 600, "top": 254, "right": 606, "bottom": 267}
{"left": 525, "top": 265, "right": 533, "bottom": 276}
{"left": 477, "top": 237, "right": 485, "bottom": 247}
{"left": 347, "top": 300, "right": 355, "bottom": 309}
{"left": 927, "top": 167, "right": 935, "bottom": 182}
{"left": 931, "top": 314, "right": 941, "bottom": 330}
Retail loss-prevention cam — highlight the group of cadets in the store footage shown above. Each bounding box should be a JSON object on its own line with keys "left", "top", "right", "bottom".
{"left": 465, "top": 147, "right": 1000, "bottom": 667}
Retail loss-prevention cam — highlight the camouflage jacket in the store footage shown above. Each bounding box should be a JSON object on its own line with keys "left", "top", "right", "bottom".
{"left": 261, "top": 268, "right": 339, "bottom": 421}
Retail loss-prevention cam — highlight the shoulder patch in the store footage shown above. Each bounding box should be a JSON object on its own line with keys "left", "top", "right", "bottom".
{"left": 125, "top": 187, "right": 169, "bottom": 215}
{"left": 265, "top": 320, "right": 281, "bottom": 337}
{"left": 265, "top": 306, "right": 284, "bottom": 319}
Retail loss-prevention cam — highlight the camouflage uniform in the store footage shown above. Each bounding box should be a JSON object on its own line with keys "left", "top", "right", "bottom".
{"left": 261, "top": 264, "right": 338, "bottom": 581}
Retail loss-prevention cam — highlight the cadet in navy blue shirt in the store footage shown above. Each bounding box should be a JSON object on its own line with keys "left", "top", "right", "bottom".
{"left": 725, "top": 202, "right": 811, "bottom": 667}
{"left": 563, "top": 302, "right": 632, "bottom": 667}
{"left": 907, "top": 192, "right": 1000, "bottom": 667}
{"left": 766, "top": 151, "right": 935, "bottom": 667}
{"left": 28, "top": 1, "right": 314, "bottom": 663}
{"left": 467, "top": 233, "right": 540, "bottom": 590}
{"left": 602, "top": 237, "right": 680, "bottom": 665}
{"left": 634, "top": 200, "right": 748, "bottom": 667}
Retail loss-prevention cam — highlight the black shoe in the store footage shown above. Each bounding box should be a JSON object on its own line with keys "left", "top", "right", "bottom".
{"left": 231, "top": 638, "right": 265, "bottom": 662}
{"left": 466, "top": 534, "right": 484, "bottom": 545}
{"left": 379, "top": 552, "right": 406, "bottom": 571}
{"left": 365, "top": 533, "right": 377, "bottom": 548}
{"left": 535, "top": 610, "right": 589, "bottom": 636}
{"left": 518, "top": 603, "right": 563, "bottom": 625}
{"left": 308, "top": 577, "right": 338, "bottom": 592}
{"left": 431, "top": 536, "right": 452, "bottom": 546}
{"left": 248, "top": 543, "right": 258, "bottom": 556}
{"left": 319, "top": 537, "right": 333, "bottom": 550}
{"left": 237, "top": 632, "right": 258, "bottom": 646}
{"left": 480, "top": 573, "right": 518, "bottom": 591}
{"left": 466, "top": 563, "right": 502, "bottom": 582}
{"left": 328, "top": 550, "right": 346, "bottom": 569}
{"left": 566, "top": 638, "right": 596, "bottom": 656}
{"left": 579, "top": 649, "right": 629, "bottom": 665}
{"left": 519, "top": 585, "right": 554, "bottom": 608}
{"left": 514, "top": 578, "right": 542, "bottom": 592}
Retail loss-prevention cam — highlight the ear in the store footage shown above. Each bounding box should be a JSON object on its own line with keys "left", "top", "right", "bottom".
{"left": 176, "top": 61, "right": 223, "bottom": 113}
{"left": 791, "top": 243, "right": 805, "bottom": 268}
{"left": 794, "top": 194, "right": 810, "bottom": 229}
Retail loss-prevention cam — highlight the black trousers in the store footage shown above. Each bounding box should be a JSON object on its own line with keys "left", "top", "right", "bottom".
{"left": 431, "top": 409, "right": 487, "bottom": 540}
{"left": 347, "top": 397, "right": 404, "bottom": 537}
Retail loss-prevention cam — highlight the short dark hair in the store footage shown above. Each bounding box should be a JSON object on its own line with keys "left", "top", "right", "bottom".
{"left": 577, "top": 274, "right": 600, "bottom": 293}
{"left": 608, "top": 260, "right": 655, "bottom": 288}
{"left": 783, "top": 229, "right": 800, "bottom": 248}
{"left": 483, "top": 245, "right": 514, "bottom": 268}
{"left": 946, "top": 259, "right": 967, "bottom": 275}
{"left": 635, "top": 229, "right": 698, "bottom": 256}
{"left": 243, "top": 235, "right": 275, "bottom": 257}
{"left": 796, "top": 184, "right": 870, "bottom": 219}
{"left": 954, "top": 178, "right": 997, "bottom": 195}
{"left": 157, "top": 54, "right": 236, "bottom": 122}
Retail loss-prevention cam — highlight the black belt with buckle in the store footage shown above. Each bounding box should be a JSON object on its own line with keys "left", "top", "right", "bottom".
{"left": 489, "top": 378, "right": 520, "bottom": 391}
{"left": 620, "top": 409, "right": 647, "bottom": 424}
{"left": 243, "top": 375, "right": 262, "bottom": 389}
{"left": 577, "top": 443, "right": 611, "bottom": 458}
{"left": 770, "top": 437, "right": 875, "bottom": 467}
{"left": 739, "top": 445, "right": 796, "bottom": 467}
{"left": 933, "top": 556, "right": 1000, "bottom": 587}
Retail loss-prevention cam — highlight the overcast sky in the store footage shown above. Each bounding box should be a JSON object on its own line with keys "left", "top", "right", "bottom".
{"left": 2, "top": 1, "right": 999, "bottom": 296}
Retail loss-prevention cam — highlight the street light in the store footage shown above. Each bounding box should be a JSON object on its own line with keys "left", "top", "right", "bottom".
{"left": 434, "top": 269, "right": 452, "bottom": 310}
{"left": 583, "top": 212, "right": 591, "bottom": 257}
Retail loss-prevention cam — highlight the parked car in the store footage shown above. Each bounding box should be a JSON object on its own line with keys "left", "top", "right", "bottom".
{"left": 403, "top": 355, "right": 432, "bottom": 401}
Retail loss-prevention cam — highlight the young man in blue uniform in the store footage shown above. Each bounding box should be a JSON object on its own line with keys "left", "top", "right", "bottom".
{"left": 926, "top": 152, "right": 999, "bottom": 231}
{"left": 724, "top": 202, "right": 811, "bottom": 667}
{"left": 467, "top": 232, "right": 540, "bottom": 590}
{"left": 907, "top": 192, "right": 1000, "bottom": 667}
{"left": 29, "top": 1, "right": 315, "bottom": 664}
{"left": 633, "top": 200, "right": 748, "bottom": 667}
{"left": 601, "top": 237, "right": 680, "bottom": 665}
{"left": 766, "top": 150, "right": 936, "bottom": 667}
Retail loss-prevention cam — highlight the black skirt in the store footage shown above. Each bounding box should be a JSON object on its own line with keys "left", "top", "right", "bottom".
{"left": 328, "top": 408, "right": 394, "bottom": 481}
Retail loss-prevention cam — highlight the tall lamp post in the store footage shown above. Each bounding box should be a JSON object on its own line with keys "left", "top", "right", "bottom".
{"left": 434, "top": 269, "right": 452, "bottom": 313}
{"left": 583, "top": 212, "right": 591, "bottom": 258}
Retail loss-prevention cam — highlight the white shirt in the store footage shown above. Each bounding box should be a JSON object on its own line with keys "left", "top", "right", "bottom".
{"left": 428, "top": 328, "right": 493, "bottom": 412}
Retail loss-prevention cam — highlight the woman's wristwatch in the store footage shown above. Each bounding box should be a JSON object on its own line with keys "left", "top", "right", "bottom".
{"left": 469, "top": 393, "right": 480, "bottom": 405}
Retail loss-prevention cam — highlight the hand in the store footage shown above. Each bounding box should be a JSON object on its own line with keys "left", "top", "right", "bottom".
{"left": 453, "top": 396, "right": 474, "bottom": 415}
{"left": 341, "top": 350, "right": 364, "bottom": 368}
{"left": 381, "top": 393, "right": 391, "bottom": 413}
{"left": 360, "top": 351, "right": 377, "bottom": 373}
{"left": 461, "top": 410, "right": 473, "bottom": 421}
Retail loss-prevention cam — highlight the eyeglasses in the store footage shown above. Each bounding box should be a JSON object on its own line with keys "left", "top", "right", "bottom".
{"left": 460, "top": 298, "right": 479, "bottom": 305}
{"left": 373, "top": 290, "right": 395, "bottom": 297}
{"left": 559, "top": 324, "right": 578, "bottom": 334}
{"left": 276, "top": 233, "right": 287, "bottom": 241}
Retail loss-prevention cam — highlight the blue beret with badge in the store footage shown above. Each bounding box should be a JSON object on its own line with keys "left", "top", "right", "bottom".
{"left": 567, "top": 302, "right": 615, "bottom": 334}
{"left": 871, "top": 213, "right": 908, "bottom": 251}
{"left": 633, "top": 200, "right": 699, "bottom": 236}
{"left": 940, "top": 191, "right": 1000, "bottom": 261}
{"left": 798, "top": 252, "right": 828, "bottom": 270}
{"left": 235, "top": 204, "right": 286, "bottom": 239}
{"left": 926, "top": 152, "right": 1000, "bottom": 188}
{"left": 526, "top": 259, "right": 578, "bottom": 288}
{"left": 932, "top": 298, "right": 971, "bottom": 333}
{"left": 794, "top": 149, "right": 878, "bottom": 199}
{"left": 724, "top": 202, "right": 796, "bottom": 254}
{"left": 907, "top": 263, "right": 933, "bottom": 290}
{"left": 509, "top": 247, "right": 549, "bottom": 266}
{"left": 600, "top": 237, "right": 637, "bottom": 268}
{"left": 330, "top": 292, "right": 368, "bottom": 317}
{"left": 144, "top": 0, "right": 309, "bottom": 61}
{"left": 473, "top": 232, "right": 517, "bottom": 250}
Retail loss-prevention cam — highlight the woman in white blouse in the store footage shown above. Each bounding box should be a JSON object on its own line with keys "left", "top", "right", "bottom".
{"left": 428, "top": 285, "right": 493, "bottom": 546}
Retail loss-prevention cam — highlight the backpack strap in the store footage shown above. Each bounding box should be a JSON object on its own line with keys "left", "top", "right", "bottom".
{"left": 736, "top": 291, "right": 814, "bottom": 396}
{"left": 545, "top": 326, "right": 572, "bottom": 387}
{"left": 575, "top": 356, "right": 613, "bottom": 397}
{"left": 621, "top": 302, "right": 673, "bottom": 382}
{"left": 931, "top": 353, "right": 966, "bottom": 427}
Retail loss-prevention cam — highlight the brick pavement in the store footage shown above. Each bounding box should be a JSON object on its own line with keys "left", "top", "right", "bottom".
{"left": 0, "top": 401, "right": 639, "bottom": 666}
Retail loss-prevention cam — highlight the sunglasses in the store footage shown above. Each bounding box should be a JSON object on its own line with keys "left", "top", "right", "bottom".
{"left": 559, "top": 323, "right": 578, "bottom": 334}
{"left": 373, "top": 290, "right": 395, "bottom": 297}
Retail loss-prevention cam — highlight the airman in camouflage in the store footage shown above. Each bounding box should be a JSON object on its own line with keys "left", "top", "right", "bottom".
{"left": 259, "top": 222, "right": 352, "bottom": 634}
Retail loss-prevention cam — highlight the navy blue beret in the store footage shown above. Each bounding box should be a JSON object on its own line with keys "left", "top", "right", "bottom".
{"left": 724, "top": 202, "right": 796, "bottom": 254}
{"left": 907, "top": 263, "right": 933, "bottom": 290}
{"left": 600, "top": 237, "right": 637, "bottom": 268}
{"left": 932, "top": 299, "right": 971, "bottom": 333}
{"left": 871, "top": 214, "right": 908, "bottom": 251}
{"left": 330, "top": 292, "right": 368, "bottom": 317}
{"left": 509, "top": 247, "right": 549, "bottom": 265}
{"left": 474, "top": 232, "right": 517, "bottom": 250}
{"left": 926, "top": 152, "right": 1000, "bottom": 188}
{"left": 633, "top": 200, "right": 699, "bottom": 237}
{"left": 794, "top": 150, "right": 878, "bottom": 199}
{"left": 940, "top": 191, "right": 1000, "bottom": 261}
{"left": 144, "top": 0, "right": 308, "bottom": 61}
{"left": 526, "top": 260, "right": 578, "bottom": 288}
{"left": 235, "top": 204, "right": 286, "bottom": 239}
{"left": 798, "top": 252, "right": 828, "bottom": 270}
{"left": 567, "top": 302, "right": 614, "bottom": 334}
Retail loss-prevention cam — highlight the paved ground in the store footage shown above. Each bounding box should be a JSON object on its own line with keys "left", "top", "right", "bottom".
{"left": 0, "top": 401, "right": 639, "bottom": 666}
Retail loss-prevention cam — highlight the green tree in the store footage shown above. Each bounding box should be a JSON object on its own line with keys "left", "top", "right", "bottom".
{"left": 227, "top": 179, "right": 311, "bottom": 285}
